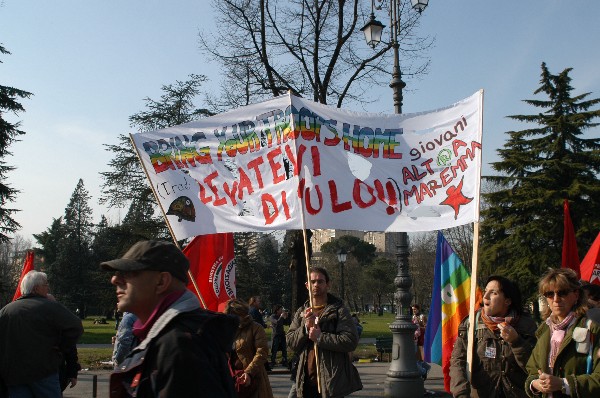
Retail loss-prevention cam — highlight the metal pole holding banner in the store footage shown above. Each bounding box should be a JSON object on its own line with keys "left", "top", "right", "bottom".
{"left": 128, "top": 133, "right": 208, "bottom": 309}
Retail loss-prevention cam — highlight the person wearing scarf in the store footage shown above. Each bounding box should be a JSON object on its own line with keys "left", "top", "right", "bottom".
{"left": 525, "top": 268, "right": 600, "bottom": 398}
{"left": 101, "top": 240, "right": 239, "bottom": 398}
{"left": 450, "top": 275, "right": 538, "bottom": 398}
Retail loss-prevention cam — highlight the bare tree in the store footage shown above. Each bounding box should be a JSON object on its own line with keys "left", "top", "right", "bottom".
{"left": 0, "top": 235, "right": 33, "bottom": 306}
{"left": 199, "top": 0, "right": 432, "bottom": 110}
{"left": 408, "top": 232, "right": 435, "bottom": 308}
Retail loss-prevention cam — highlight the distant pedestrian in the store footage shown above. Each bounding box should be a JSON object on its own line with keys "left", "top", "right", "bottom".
{"left": 111, "top": 312, "right": 138, "bottom": 369}
{"left": 114, "top": 307, "right": 121, "bottom": 330}
{"left": 0, "top": 270, "right": 83, "bottom": 398}
{"left": 269, "top": 305, "right": 290, "bottom": 367}
{"left": 249, "top": 296, "right": 267, "bottom": 328}
{"left": 411, "top": 304, "right": 426, "bottom": 360}
{"left": 101, "top": 240, "right": 239, "bottom": 397}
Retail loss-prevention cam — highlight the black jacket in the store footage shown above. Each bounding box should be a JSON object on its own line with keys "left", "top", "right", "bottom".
{"left": 0, "top": 295, "right": 83, "bottom": 386}
{"left": 109, "top": 291, "right": 239, "bottom": 398}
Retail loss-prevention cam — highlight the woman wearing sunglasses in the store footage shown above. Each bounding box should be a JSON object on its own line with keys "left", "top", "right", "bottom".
{"left": 525, "top": 268, "right": 600, "bottom": 397}
{"left": 450, "top": 275, "right": 537, "bottom": 398}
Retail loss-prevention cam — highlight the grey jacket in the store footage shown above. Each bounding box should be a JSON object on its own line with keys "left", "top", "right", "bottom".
{"left": 286, "top": 294, "right": 362, "bottom": 398}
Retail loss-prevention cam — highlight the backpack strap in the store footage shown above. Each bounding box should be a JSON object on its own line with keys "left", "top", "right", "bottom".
{"left": 586, "top": 318, "right": 593, "bottom": 374}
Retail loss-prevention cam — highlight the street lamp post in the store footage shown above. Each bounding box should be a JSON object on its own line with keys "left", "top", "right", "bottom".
{"left": 337, "top": 248, "right": 348, "bottom": 302}
{"left": 361, "top": 1, "right": 429, "bottom": 396}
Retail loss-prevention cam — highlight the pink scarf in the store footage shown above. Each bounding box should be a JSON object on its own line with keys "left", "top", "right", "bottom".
{"left": 133, "top": 290, "right": 185, "bottom": 341}
{"left": 546, "top": 312, "right": 575, "bottom": 369}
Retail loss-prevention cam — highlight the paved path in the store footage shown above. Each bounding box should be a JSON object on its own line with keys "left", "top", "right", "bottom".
{"left": 63, "top": 362, "right": 450, "bottom": 397}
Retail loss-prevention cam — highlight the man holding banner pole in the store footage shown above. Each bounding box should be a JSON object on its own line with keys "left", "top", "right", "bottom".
{"left": 287, "top": 266, "right": 362, "bottom": 398}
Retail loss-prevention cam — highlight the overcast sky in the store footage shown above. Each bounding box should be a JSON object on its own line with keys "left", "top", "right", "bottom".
{"left": 2, "top": 0, "right": 599, "bottom": 245}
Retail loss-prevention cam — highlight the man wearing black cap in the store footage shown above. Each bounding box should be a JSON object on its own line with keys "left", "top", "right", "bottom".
{"left": 101, "top": 240, "right": 238, "bottom": 397}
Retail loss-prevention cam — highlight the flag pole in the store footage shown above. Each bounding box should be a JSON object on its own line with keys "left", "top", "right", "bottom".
{"left": 466, "top": 90, "right": 485, "bottom": 379}
{"left": 128, "top": 133, "right": 208, "bottom": 309}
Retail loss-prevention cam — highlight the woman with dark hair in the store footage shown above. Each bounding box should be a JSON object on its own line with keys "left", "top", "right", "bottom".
{"left": 450, "top": 275, "right": 537, "bottom": 398}
{"left": 224, "top": 298, "right": 274, "bottom": 398}
{"left": 525, "top": 268, "right": 600, "bottom": 397}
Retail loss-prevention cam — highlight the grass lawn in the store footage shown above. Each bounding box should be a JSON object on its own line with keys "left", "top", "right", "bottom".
{"left": 77, "top": 312, "right": 396, "bottom": 369}
{"left": 80, "top": 317, "right": 117, "bottom": 344}
{"left": 357, "top": 312, "right": 395, "bottom": 338}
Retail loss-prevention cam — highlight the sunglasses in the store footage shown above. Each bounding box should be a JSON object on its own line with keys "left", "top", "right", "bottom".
{"left": 543, "top": 289, "right": 572, "bottom": 299}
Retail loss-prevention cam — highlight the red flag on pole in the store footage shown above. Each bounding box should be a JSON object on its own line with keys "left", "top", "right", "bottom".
{"left": 12, "top": 250, "right": 35, "bottom": 301}
{"left": 183, "top": 233, "right": 236, "bottom": 312}
{"left": 581, "top": 232, "right": 600, "bottom": 285}
{"left": 562, "top": 200, "right": 580, "bottom": 278}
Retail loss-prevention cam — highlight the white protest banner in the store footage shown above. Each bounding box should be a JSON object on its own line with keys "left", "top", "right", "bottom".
{"left": 131, "top": 91, "right": 483, "bottom": 240}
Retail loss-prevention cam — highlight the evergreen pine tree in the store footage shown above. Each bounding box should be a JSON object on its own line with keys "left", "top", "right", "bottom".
{"left": 89, "top": 215, "right": 124, "bottom": 317}
{"left": 100, "top": 74, "right": 212, "bottom": 209}
{"left": 53, "top": 179, "right": 95, "bottom": 313}
{"left": 0, "top": 45, "right": 33, "bottom": 241}
{"left": 481, "top": 63, "right": 600, "bottom": 300}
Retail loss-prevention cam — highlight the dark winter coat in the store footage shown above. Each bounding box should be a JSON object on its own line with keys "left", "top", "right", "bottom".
{"left": 449, "top": 310, "right": 537, "bottom": 398}
{"left": 109, "top": 290, "right": 239, "bottom": 398}
{"left": 0, "top": 294, "right": 83, "bottom": 386}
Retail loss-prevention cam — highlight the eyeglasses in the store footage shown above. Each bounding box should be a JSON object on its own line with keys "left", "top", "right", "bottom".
{"left": 543, "top": 289, "right": 572, "bottom": 299}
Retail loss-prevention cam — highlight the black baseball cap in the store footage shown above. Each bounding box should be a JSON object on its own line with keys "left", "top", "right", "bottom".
{"left": 100, "top": 240, "right": 189, "bottom": 283}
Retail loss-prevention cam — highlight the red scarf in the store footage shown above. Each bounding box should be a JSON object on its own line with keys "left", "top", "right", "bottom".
{"left": 132, "top": 290, "right": 185, "bottom": 341}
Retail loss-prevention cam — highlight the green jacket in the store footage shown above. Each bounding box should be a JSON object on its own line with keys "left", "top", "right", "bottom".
{"left": 286, "top": 294, "right": 362, "bottom": 398}
{"left": 449, "top": 310, "right": 537, "bottom": 398}
{"left": 525, "top": 316, "right": 600, "bottom": 398}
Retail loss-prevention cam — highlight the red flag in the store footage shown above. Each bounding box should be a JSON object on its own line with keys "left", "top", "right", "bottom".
{"left": 12, "top": 251, "right": 35, "bottom": 301}
{"left": 562, "top": 200, "right": 580, "bottom": 278}
{"left": 581, "top": 232, "right": 600, "bottom": 285}
{"left": 183, "top": 233, "right": 236, "bottom": 312}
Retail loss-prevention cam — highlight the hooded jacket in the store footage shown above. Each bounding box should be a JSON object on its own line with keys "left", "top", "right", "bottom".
{"left": 450, "top": 309, "right": 537, "bottom": 398}
{"left": 286, "top": 294, "right": 362, "bottom": 398}
{"left": 109, "top": 290, "right": 239, "bottom": 397}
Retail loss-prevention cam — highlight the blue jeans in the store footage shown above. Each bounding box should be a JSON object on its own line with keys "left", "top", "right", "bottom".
{"left": 8, "top": 373, "right": 61, "bottom": 398}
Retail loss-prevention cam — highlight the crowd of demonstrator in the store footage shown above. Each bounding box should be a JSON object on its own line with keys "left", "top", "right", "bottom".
{"left": 2, "top": 240, "right": 600, "bottom": 398}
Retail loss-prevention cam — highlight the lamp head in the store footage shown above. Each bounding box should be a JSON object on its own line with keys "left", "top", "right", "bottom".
{"left": 411, "top": 0, "right": 429, "bottom": 14}
{"left": 337, "top": 248, "right": 348, "bottom": 263}
{"left": 360, "top": 13, "right": 385, "bottom": 49}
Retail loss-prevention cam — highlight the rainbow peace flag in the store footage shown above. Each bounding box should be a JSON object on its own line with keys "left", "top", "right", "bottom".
{"left": 423, "top": 231, "right": 478, "bottom": 392}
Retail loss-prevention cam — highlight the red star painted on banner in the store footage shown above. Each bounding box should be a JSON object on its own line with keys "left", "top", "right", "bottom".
{"left": 440, "top": 177, "right": 473, "bottom": 219}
